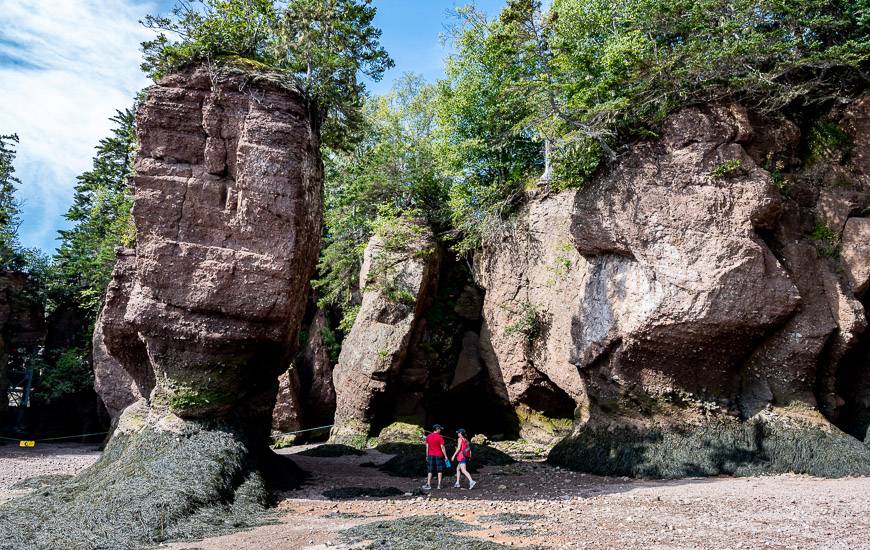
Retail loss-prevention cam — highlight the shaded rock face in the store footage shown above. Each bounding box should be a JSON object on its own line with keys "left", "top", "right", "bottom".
{"left": 296, "top": 308, "right": 337, "bottom": 426}
{"left": 473, "top": 101, "right": 870, "bottom": 475}
{"left": 93, "top": 249, "right": 152, "bottom": 421}
{"left": 5, "top": 64, "right": 323, "bottom": 549}
{"left": 0, "top": 272, "right": 44, "bottom": 425}
{"left": 272, "top": 366, "right": 303, "bottom": 436}
{"left": 270, "top": 305, "right": 338, "bottom": 439}
{"left": 330, "top": 225, "right": 439, "bottom": 445}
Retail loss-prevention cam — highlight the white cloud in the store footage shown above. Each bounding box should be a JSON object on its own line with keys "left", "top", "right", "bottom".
{"left": 0, "top": 0, "right": 162, "bottom": 251}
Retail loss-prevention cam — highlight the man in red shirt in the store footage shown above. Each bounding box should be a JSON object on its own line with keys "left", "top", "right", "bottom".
{"left": 423, "top": 424, "right": 448, "bottom": 490}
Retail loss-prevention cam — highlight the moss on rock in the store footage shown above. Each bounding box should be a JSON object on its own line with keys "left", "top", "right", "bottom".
{"left": 376, "top": 421, "right": 425, "bottom": 445}
{"left": 547, "top": 411, "right": 870, "bottom": 479}
{"left": 0, "top": 407, "right": 302, "bottom": 550}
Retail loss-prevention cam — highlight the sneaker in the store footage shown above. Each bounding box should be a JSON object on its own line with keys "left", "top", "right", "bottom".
{"left": 469, "top": 480, "right": 477, "bottom": 490}
{"left": 421, "top": 484, "right": 431, "bottom": 490}
{"left": 437, "top": 485, "right": 442, "bottom": 490}
{"left": 453, "top": 482, "right": 461, "bottom": 488}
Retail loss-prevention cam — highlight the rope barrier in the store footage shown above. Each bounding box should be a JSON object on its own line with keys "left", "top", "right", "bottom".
{"left": 0, "top": 431, "right": 108, "bottom": 446}
{"left": 272, "top": 424, "right": 334, "bottom": 437}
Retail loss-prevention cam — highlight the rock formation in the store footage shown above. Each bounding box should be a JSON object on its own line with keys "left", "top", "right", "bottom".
{"left": 330, "top": 98, "right": 870, "bottom": 476}
{"left": 0, "top": 64, "right": 322, "bottom": 548}
{"left": 271, "top": 365, "right": 303, "bottom": 444}
{"left": 330, "top": 221, "right": 439, "bottom": 445}
{"left": 92, "top": 249, "right": 151, "bottom": 422}
{"left": 524, "top": 102, "right": 868, "bottom": 476}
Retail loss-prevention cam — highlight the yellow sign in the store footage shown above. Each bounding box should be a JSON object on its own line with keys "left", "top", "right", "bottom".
{"left": 18, "top": 440, "right": 35, "bottom": 448}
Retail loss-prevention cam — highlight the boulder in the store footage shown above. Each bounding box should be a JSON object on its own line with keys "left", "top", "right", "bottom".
{"left": 330, "top": 221, "right": 439, "bottom": 445}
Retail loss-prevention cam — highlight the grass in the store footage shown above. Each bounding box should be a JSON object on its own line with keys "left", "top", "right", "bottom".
{"left": 711, "top": 159, "right": 745, "bottom": 178}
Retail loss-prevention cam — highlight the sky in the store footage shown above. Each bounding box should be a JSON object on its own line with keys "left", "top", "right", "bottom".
{"left": 0, "top": 0, "right": 508, "bottom": 253}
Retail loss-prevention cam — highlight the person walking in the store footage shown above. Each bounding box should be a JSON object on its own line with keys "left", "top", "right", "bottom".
{"left": 422, "top": 424, "right": 448, "bottom": 490}
{"left": 451, "top": 428, "right": 476, "bottom": 489}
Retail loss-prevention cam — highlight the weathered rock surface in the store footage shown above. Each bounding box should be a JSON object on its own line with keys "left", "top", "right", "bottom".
{"left": 0, "top": 64, "right": 322, "bottom": 549}
{"left": 272, "top": 366, "right": 303, "bottom": 444}
{"left": 473, "top": 101, "right": 870, "bottom": 475}
{"left": 93, "top": 249, "right": 151, "bottom": 421}
{"left": 475, "top": 190, "right": 588, "bottom": 443}
{"left": 297, "top": 308, "right": 337, "bottom": 426}
{"left": 330, "top": 223, "right": 439, "bottom": 445}
{"left": 842, "top": 217, "right": 870, "bottom": 296}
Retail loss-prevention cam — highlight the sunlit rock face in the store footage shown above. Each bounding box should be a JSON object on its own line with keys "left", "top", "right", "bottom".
{"left": 472, "top": 100, "right": 870, "bottom": 475}
{"left": 94, "top": 64, "right": 323, "bottom": 427}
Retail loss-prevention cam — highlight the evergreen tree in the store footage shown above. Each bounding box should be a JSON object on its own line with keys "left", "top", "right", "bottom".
{"left": 0, "top": 134, "right": 23, "bottom": 270}
{"left": 141, "top": 0, "right": 393, "bottom": 150}
{"left": 52, "top": 108, "right": 136, "bottom": 317}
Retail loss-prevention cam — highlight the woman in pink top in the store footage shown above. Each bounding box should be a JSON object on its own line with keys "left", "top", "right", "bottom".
{"left": 451, "top": 428, "right": 476, "bottom": 489}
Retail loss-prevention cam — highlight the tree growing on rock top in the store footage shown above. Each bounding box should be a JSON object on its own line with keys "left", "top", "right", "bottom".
{"left": 141, "top": 0, "right": 393, "bottom": 150}
{"left": 0, "top": 2, "right": 391, "bottom": 548}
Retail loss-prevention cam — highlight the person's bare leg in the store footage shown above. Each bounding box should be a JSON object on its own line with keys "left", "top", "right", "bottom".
{"left": 437, "top": 472, "right": 442, "bottom": 489}
{"left": 426, "top": 472, "right": 432, "bottom": 488}
{"left": 462, "top": 463, "right": 474, "bottom": 483}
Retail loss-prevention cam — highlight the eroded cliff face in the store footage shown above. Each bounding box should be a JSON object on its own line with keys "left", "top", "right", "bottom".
{"left": 330, "top": 97, "right": 870, "bottom": 477}
{"left": 2, "top": 64, "right": 323, "bottom": 549}
{"left": 487, "top": 101, "right": 870, "bottom": 476}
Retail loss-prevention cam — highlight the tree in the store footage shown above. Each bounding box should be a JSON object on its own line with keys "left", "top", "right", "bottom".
{"left": 141, "top": 0, "right": 393, "bottom": 150}
{"left": 0, "top": 134, "right": 23, "bottom": 270}
{"left": 437, "top": 5, "right": 544, "bottom": 252}
{"left": 314, "top": 74, "right": 449, "bottom": 329}
{"left": 52, "top": 108, "right": 136, "bottom": 317}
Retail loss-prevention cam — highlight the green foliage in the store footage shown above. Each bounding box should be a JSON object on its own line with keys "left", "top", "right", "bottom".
{"left": 52, "top": 108, "right": 136, "bottom": 317}
{"left": 806, "top": 120, "right": 853, "bottom": 164}
{"left": 438, "top": 0, "right": 870, "bottom": 245}
{"left": 141, "top": 0, "right": 393, "bottom": 151}
{"left": 810, "top": 221, "right": 839, "bottom": 257}
{"left": 34, "top": 348, "right": 94, "bottom": 403}
{"left": 438, "top": 5, "right": 544, "bottom": 251}
{"left": 503, "top": 301, "right": 541, "bottom": 341}
{"left": 711, "top": 159, "right": 746, "bottom": 178}
{"left": 0, "top": 134, "right": 24, "bottom": 270}
{"left": 319, "top": 321, "right": 341, "bottom": 363}
{"left": 313, "top": 75, "right": 448, "bottom": 325}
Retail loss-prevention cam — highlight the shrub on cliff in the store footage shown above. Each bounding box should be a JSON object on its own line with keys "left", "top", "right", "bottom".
{"left": 441, "top": 0, "right": 870, "bottom": 248}
{"left": 141, "top": 0, "right": 393, "bottom": 150}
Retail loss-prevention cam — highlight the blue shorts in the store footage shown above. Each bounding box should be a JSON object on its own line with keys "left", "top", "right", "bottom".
{"left": 427, "top": 455, "right": 445, "bottom": 473}
{"left": 458, "top": 459, "right": 467, "bottom": 466}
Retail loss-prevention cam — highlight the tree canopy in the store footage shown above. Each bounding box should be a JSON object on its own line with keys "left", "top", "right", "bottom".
{"left": 0, "top": 134, "right": 23, "bottom": 270}
{"left": 141, "top": 0, "right": 393, "bottom": 150}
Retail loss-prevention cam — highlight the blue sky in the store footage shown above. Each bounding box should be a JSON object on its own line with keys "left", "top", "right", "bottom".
{"left": 0, "top": 0, "right": 508, "bottom": 253}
